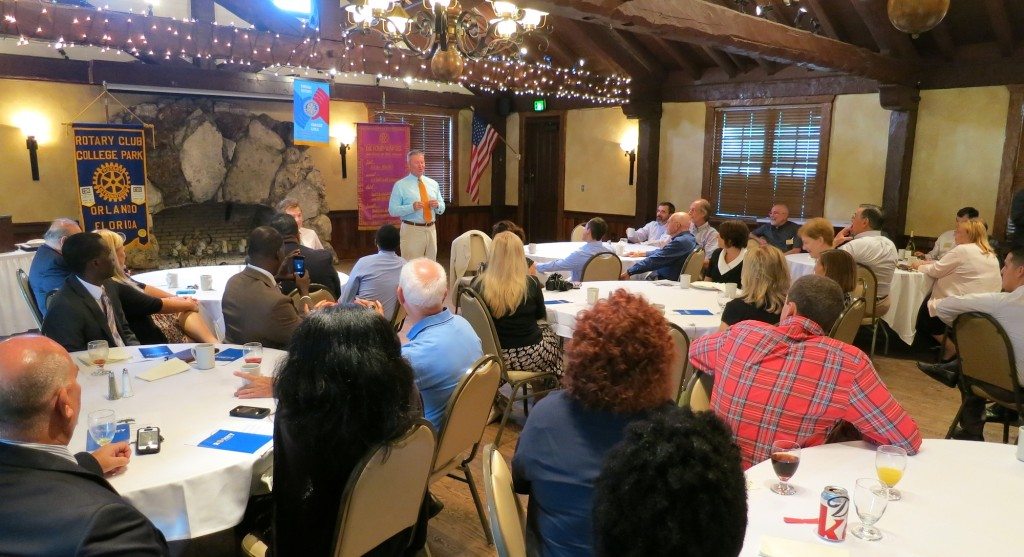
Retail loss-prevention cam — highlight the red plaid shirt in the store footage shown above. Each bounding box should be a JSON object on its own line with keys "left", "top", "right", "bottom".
{"left": 689, "top": 316, "right": 922, "bottom": 469}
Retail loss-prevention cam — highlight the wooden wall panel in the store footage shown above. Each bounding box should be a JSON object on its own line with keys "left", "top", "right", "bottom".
{"left": 12, "top": 222, "right": 48, "bottom": 245}
{"left": 0, "top": 216, "right": 13, "bottom": 252}
{"left": 560, "top": 211, "right": 642, "bottom": 242}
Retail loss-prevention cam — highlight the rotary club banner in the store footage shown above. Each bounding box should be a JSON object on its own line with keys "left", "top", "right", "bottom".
{"left": 72, "top": 123, "right": 150, "bottom": 246}
{"left": 357, "top": 123, "right": 410, "bottom": 230}
{"left": 293, "top": 79, "right": 330, "bottom": 145}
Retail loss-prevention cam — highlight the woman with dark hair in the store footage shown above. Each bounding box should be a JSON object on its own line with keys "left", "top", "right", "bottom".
{"left": 705, "top": 220, "right": 750, "bottom": 286}
{"left": 272, "top": 304, "right": 419, "bottom": 557}
{"left": 815, "top": 249, "right": 858, "bottom": 301}
{"left": 511, "top": 290, "right": 673, "bottom": 556}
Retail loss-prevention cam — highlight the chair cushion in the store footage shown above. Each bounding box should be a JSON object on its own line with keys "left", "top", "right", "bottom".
{"left": 507, "top": 370, "right": 557, "bottom": 383}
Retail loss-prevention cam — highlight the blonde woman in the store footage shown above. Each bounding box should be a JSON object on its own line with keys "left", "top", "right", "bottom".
{"left": 719, "top": 245, "right": 790, "bottom": 331}
{"left": 470, "top": 231, "right": 562, "bottom": 375}
{"left": 95, "top": 229, "right": 216, "bottom": 344}
{"left": 797, "top": 218, "right": 835, "bottom": 259}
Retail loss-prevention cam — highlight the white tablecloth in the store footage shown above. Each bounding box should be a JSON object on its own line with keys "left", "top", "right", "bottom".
{"left": 0, "top": 249, "right": 38, "bottom": 336}
{"left": 71, "top": 343, "right": 285, "bottom": 541}
{"left": 742, "top": 439, "right": 1022, "bottom": 556}
{"left": 529, "top": 242, "right": 654, "bottom": 275}
{"left": 786, "top": 253, "right": 931, "bottom": 345}
{"left": 133, "top": 266, "right": 349, "bottom": 341}
{"left": 543, "top": 280, "right": 724, "bottom": 340}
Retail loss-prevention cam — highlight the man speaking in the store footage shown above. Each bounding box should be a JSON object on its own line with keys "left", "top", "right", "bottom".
{"left": 389, "top": 150, "right": 445, "bottom": 260}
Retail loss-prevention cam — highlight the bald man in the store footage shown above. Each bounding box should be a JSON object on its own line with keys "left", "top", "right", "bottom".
{"left": 0, "top": 335, "right": 168, "bottom": 555}
{"left": 621, "top": 212, "right": 697, "bottom": 281}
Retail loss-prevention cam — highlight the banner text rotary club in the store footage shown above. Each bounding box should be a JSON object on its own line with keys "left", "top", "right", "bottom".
{"left": 72, "top": 124, "right": 151, "bottom": 244}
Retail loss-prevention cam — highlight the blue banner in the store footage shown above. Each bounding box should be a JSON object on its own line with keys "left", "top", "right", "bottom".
{"left": 72, "top": 123, "right": 150, "bottom": 246}
{"left": 293, "top": 79, "right": 330, "bottom": 145}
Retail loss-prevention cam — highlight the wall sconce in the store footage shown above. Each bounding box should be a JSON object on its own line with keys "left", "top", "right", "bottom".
{"left": 334, "top": 126, "right": 356, "bottom": 179}
{"left": 13, "top": 111, "right": 48, "bottom": 182}
{"left": 620, "top": 134, "right": 638, "bottom": 186}
{"left": 26, "top": 136, "right": 39, "bottom": 181}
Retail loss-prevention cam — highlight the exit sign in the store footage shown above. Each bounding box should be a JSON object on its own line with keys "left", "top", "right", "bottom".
{"left": 533, "top": 99, "right": 547, "bottom": 112}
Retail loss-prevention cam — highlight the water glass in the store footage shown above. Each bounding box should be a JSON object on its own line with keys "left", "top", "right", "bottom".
{"left": 88, "top": 409, "right": 116, "bottom": 447}
{"left": 87, "top": 340, "right": 109, "bottom": 376}
{"left": 875, "top": 445, "right": 908, "bottom": 500}
{"left": 242, "top": 342, "right": 263, "bottom": 365}
{"left": 852, "top": 478, "right": 888, "bottom": 541}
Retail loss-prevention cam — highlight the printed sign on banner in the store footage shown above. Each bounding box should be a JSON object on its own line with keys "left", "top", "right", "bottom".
{"left": 293, "top": 79, "right": 330, "bottom": 145}
{"left": 357, "top": 123, "right": 410, "bottom": 230}
{"left": 72, "top": 123, "right": 151, "bottom": 246}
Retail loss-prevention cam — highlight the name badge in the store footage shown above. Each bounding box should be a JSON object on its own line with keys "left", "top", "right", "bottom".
{"left": 786, "top": 238, "right": 794, "bottom": 245}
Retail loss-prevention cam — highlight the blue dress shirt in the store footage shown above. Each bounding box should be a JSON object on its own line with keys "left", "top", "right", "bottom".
{"left": 28, "top": 244, "right": 72, "bottom": 316}
{"left": 626, "top": 232, "right": 697, "bottom": 280}
{"left": 388, "top": 173, "right": 446, "bottom": 223}
{"left": 402, "top": 309, "right": 482, "bottom": 430}
{"left": 340, "top": 250, "right": 407, "bottom": 319}
{"left": 535, "top": 241, "right": 612, "bottom": 282}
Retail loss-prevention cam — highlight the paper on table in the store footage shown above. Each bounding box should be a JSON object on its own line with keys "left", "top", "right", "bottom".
{"left": 136, "top": 358, "right": 192, "bottom": 382}
{"left": 77, "top": 347, "right": 132, "bottom": 365}
{"left": 758, "top": 536, "right": 850, "bottom": 557}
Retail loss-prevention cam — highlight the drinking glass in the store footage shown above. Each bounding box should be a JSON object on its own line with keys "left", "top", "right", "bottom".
{"left": 875, "top": 445, "right": 908, "bottom": 501}
{"left": 242, "top": 342, "right": 263, "bottom": 365}
{"left": 88, "top": 409, "right": 116, "bottom": 447}
{"left": 769, "top": 440, "right": 801, "bottom": 495}
{"left": 87, "top": 340, "right": 109, "bottom": 376}
{"left": 852, "top": 478, "right": 888, "bottom": 541}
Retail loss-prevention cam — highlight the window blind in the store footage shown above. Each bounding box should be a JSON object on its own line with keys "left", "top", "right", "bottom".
{"left": 373, "top": 111, "right": 454, "bottom": 203}
{"left": 709, "top": 104, "right": 828, "bottom": 219}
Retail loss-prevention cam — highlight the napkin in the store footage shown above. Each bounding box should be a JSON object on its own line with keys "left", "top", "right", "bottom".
{"left": 758, "top": 536, "right": 850, "bottom": 557}
{"left": 77, "top": 347, "right": 132, "bottom": 366}
{"left": 136, "top": 358, "right": 191, "bottom": 382}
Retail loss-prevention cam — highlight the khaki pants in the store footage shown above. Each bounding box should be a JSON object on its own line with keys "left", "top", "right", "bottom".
{"left": 400, "top": 222, "right": 437, "bottom": 261}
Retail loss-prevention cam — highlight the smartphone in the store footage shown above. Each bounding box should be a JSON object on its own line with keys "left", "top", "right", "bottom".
{"left": 292, "top": 255, "right": 306, "bottom": 278}
{"left": 230, "top": 405, "right": 271, "bottom": 419}
{"left": 136, "top": 426, "right": 161, "bottom": 455}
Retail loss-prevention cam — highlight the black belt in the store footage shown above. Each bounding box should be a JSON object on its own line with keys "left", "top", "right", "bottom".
{"left": 402, "top": 220, "right": 435, "bottom": 227}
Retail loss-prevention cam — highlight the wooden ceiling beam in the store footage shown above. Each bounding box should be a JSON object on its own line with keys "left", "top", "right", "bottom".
{"left": 648, "top": 38, "right": 703, "bottom": 80}
{"left": 801, "top": 0, "right": 842, "bottom": 41}
{"left": 554, "top": 18, "right": 632, "bottom": 78}
{"left": 213, "top": 0, "right": 307, "bottom": 35}
{"left": 518, "top": 0, "right": 916, "bottom": 85}
{"left": 929, "top": 21, "right": 957, "bottom": 61}
{"left": 982, "top": 0, "right": 1015, "bottom": 57}
{"left": 848, "top": 0, "right": 919, "bottom": 60}
{"left": 702, "top": 46, "right": 739, "bottom": 78}
{"left": 601, "top": 27, "right": 665, "bottom": 80}
{"left": 314, "top": 0, "right": 346, "bottom": 41}
{"left": 190, "top": 0, "right": 216, "bottom": 23}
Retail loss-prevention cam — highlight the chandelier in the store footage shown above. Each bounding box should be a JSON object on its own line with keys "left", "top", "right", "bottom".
{"left": 342, "top": 0, "right": 549, "bottom": 81}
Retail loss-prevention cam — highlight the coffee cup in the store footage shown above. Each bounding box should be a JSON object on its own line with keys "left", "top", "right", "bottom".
{"left": 166, "top": 272, "right": 179, "bottom": 288}
{"left": 200, "top": 275, "right": 214, "bottom": 291}
{"left": 239, "top": 362, "right": 261, "bottom": 388}
{"left": 527, "top": 243, "right": 536, "bottom": 254}
{"left": 586, "top": 287, "right": 599, "bottom": 305}
{"left": 723, "top": 283, "right": 738, "bottom": 299}
{"left": 679, "top": 275, "right": 691, "bottom": 289}
{"left": 191, "top": 343, "right": 216, "bottom": 370}
{"left": 653, "top": 303, "right": 666, "bottom": 314}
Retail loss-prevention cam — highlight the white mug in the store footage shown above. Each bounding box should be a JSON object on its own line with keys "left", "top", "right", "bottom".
{"left": 239, "top": 362, "right": 261, "bottom": 388}
{"left": 200, "top": 275, "right": 214, "bottom": 291}
{"left": 679, "top": 275, "right": 691, "bottom": 289}
{"left": 191, "top": 343, "right": 216, "bottom": 370}
{"left": 166, "top": 272, "right": 178, "bottom": 288}
{"left": 613, "top": 243, "right": 624, "bottom": 256}
{"left": 723, "top": 283, "right": 738, "bottom": 299}
{"left": 626, "top": 227, "right": 636, "bottom": 242}
{"left": 527, "top": 243, "right": 536, "bottom": 254}
{"left": 586, "top": 287, "right": 599, "bottom": 305}
{"left": 653, "top": 303, "right": 666, "bottom": 315}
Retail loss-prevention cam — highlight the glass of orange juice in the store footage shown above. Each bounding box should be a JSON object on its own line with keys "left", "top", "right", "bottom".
{"left": 875, "top": 445, "right": 907, "bottom": 501}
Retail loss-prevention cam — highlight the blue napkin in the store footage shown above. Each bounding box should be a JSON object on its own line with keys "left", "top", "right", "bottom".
{"left": 675, "top": 309, "right": 714, "bottom": 316}
{"left": 175, "top": 289, "right": 197, "bottom": 295}
{"left": 544, "top": 300, "right": 570, "bottom": 305}
{"left": 215, "top": 348, "right": 244, "bottom": 362}
{"left": 198, "top": 430, "right": 273, "bottom": 454}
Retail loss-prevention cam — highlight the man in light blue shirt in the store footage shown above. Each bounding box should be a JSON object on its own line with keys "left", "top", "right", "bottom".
{"left": 340, "top": 224, "right": 406, "bottom": 319}
{"left": 398, "top": 258, "right": 482, "bottom": 430}
{"left": 388, "top": 150, "right": 445, "bottom": 261}
{"left": 536, "top": 218, "right": 613, "bottom": 281}
{"left": 628, "top": 201, "right": 674, "bottom": 247}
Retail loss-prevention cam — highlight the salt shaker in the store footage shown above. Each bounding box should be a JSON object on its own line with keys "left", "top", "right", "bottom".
{"left": 106, "top": 372, "right": 120, "bottom": 401}
{"left": 121, "top": 368, "right": 134, "bottom": 398}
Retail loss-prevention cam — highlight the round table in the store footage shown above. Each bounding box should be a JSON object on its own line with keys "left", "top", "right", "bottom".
{"left": 742, "top": 440, "right": 1022, "bottom": 556}
{"left": 71, "top": 343, "right": 284, "bottom": 541}
{"left": 529, "top": 241, "right": 655, "bottom": 275}
{"left": 0, "top": 249, "right": 38, "bottom": 336}
{"left": 543, "top": 280, "right": 724, "bottom": 340}
{"left": 786, "top": 253, "right": 931, "bottom": 345}
{"left": 133, "top": 265, "right": 349, "bottom": 341}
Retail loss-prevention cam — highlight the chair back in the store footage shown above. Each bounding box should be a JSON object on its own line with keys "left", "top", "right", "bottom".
{"left": 746, "top": 237, "right": 761, "bottom": 252}
{"left": 681, "top": 248, "right": 705, "bottom": 283}
{"left": 458, "top": 288, "right": 504, "bottom": 365}
{"left": 390, "top": 303, "right": 408, "bottom": 333}
{"left": 667, "top": 323, "right": 691, "bottom": 402}
{"left": 332, "top": 419, "right": 436, "bottom": 557}
{"left": 289, "top": 284, "right": 336, "bottom": 311}
{"left": 580, "top": 252, "right": 622, "bottom": 281}
{"left": 855, "top": 264, "right": 878, "bottom": 318}
{"left": 450, "top": 230, "right": 492, "bottom": 293}
{"left": 432, "top": 355, "right": 502, "bottom": 478}
{"left": 679, "top": 371, "right": 713, "bottom": 411}
{"left": 16, "top": 268, "right": 43, "bottom": 328}
{"left": 829, "top": 297, "right": 866, "bottom": 345}
{"left": 570, "top": 224, "right": 586, "bottom": 242}
{"left": 483, "top": 444, "right": 527, "bottom": 557}
{"left": 954, "top": 312, "right": 1023, "bottom": 402}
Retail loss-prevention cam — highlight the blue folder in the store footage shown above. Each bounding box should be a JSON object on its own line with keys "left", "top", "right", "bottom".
{"left": 139, "top": 345, "right": 173, "bottom": 359}
{"left": 215, "top": 348, "right": 245, "bottom": 362}
{"left": 544, "top": 300, "right": 570, "bottom": 305}
{"left": 198, "top": 430, "right": 273, "bottom": 454}
{"left": 674, "top": 309, "right": 714, "bottom": 316}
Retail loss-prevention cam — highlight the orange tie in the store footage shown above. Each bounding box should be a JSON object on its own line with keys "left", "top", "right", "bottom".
{"left": 418, "top": 178, "right": 433, "bottom": 223}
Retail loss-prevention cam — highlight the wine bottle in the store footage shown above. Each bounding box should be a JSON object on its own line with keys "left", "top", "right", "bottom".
{"left": 905, "top": 231, "right": 916, "bottom": 259}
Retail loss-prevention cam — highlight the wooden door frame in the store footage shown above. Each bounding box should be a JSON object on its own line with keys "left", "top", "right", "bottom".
{"left": 517, "top": 111, "right": 567, "bottom": 240}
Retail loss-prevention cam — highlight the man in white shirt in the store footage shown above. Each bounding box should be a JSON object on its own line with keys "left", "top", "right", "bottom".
{"left": 628, "top": 201, "right": 674, "bottom": 246}
{"left": 537, "top": 218, "right": 613, "bottom": 281}
{"left": 276, "top": 198, "right": 325, "bottom": 250}
{"left": 917, "top": 206, "right": 979, "bottom": 261}
{"left": 917, "top": 245, "right": 1024, "bottom": 440}
{"left": 688, "top": 198, "right": 719, "bottom": 263}
{"left": 833, "top": 204, "right": 898, "bottom": 299}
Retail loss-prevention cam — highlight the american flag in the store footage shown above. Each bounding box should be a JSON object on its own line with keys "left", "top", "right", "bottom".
{"left": 468, "top": 115, "right": 499, "bottom": 204}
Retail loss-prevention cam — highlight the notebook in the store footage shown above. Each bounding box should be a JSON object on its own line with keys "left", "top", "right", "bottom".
{"left": 136, "top": 358, "right": 191, "bottom": 382}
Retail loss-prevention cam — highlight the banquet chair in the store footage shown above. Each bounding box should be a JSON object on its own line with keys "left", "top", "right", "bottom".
{"left": 829, "top": 297, "right": 867, "bottom": 346}
{"left": 390, "top": 303, "right": 407, "bottom": 333}
{"left": 458, "top": 288, "right": 559, "bottom": 447}
{"left": 429, "top": 355, "right": 502, "bottom": 545}
{"left": 450, "top": 230, "right": 492, "bottom": 294}
{"left": 667, "top": 323, "right": 691, "bottom": 404}
{"left": 679, "top": 370, "right": 713, "bottom": 411}
{"left": 680, "top": 248, "right": 705, "bottom": 283}
{"left": 483, "top": 444, "right": 528, "bottom": 557}
{"left": 580, "top": 252, "right": 621, "bottom": 281}
{"left": 288, "top": 283, "right": 336, "bottom": 311}
{"left": 946, "top": 312, "right": 1024, "bottom": 443}
{"left": 746, "top": 237, "right": 761, "bottom": 252}
{"left": 570, "top": 224, "right": 586, "bottom": 242}
{"left": 855, "top": 264, "right": 890, "bottom": 357}
{"left": 15, "top": 268, "right": 43, "bottom": 328}
{"left": 240, "top": 420, "right": 436, "bottom": 557}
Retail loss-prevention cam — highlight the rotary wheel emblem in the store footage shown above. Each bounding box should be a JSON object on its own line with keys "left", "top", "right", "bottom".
{"left": 92, "top": 162, "right": 131, "bottom": 203}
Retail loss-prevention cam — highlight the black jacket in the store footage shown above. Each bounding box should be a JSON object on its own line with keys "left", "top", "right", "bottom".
{"left": 278, "top": 241, "right": 341, "bottom": 299}
{"left": 41, "top": 276, "right": 139, "bottom": 352}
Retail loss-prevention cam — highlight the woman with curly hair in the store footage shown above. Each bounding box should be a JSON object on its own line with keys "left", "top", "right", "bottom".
{"left": 720, "top": 245, "right": 790, "bottom": 330}
{"left": 470, "top": 231, "right": 561, "bottom": 375}
{"left": 511, "top": 290, "right": 674, "bottom": 556}
{"left": 797, "top": 217, "right": 835, "bottom": 259}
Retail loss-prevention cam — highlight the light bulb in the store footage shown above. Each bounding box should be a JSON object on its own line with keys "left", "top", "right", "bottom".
{"left": 494, "top": 18, "right": 518, "bottom": 38}
{"left": 519, "top": 8, "right": 545, "bottom": 29}
{"left": 491, "top": 1, "right": 518, "bottom": 19}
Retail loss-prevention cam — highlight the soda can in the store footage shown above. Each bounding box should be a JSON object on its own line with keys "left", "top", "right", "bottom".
{"left": 817, "top": 486, "right": 849, "bottom": 542}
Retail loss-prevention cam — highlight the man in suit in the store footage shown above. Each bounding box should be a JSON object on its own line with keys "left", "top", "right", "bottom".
{"left": 28, "top": 217, "right": 81, "bottom": 316}
{"left": 621, "top": 212, "right": 697, "bottom": 281}
{"left": 268, "top": 212, "right": 341, "bottom": 299}
{"left": 41, "top": 232, "right": 139, "bottom": 352}
{"left": 223, "top": 226, "right": 323, "bottom": 350}
{"left": 0, "top": 335, "right": 168, "bottom": 555}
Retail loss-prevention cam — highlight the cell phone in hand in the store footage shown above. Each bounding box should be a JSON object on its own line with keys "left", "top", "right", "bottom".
{"left": 136, "top": 426, "right": 161, "bottom": 455}
{"left": 230, "top": 405, "right": 271, "bottom": 419}
{"left": 292, "top": 255, "right": 306, "bottom": 278}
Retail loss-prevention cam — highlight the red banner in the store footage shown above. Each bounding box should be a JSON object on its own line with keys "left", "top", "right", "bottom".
{"left": 357, "top": 123, "right": 410, "bottom": 230}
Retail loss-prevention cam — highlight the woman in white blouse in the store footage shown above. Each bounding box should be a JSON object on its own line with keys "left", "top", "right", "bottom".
{"left": 911, "top": 219, "right": 1001, "bottom": 359}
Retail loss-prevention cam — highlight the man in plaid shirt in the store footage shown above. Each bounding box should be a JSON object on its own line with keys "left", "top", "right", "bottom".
{"left": 690, "top": 275, "right": 922, "bottom": 469}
